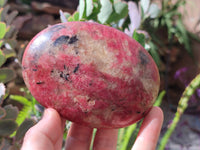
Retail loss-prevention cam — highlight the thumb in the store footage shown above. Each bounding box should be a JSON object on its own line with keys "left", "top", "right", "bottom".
{"left": 21, "top": 108, "right": 65, "bottom": 150}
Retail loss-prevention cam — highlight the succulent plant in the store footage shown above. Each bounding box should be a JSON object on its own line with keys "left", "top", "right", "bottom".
{"left": 0, "top": 0, "right": 36, "bottom": 149}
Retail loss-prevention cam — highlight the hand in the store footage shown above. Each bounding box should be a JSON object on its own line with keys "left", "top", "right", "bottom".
{"left": 21, "top": 107, "right": 163, "bottom": 150}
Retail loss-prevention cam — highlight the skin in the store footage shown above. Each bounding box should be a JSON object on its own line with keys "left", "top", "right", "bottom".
{"left": 21, "top": 106, "right": 163, "bottom": 150}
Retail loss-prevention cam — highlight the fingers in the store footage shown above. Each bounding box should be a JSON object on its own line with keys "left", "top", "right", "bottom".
{"left": 132, "top": 106, "right": 164, "bottom": 150}
{"left": 21, "top": 106, "right": 163, "bottom": 150}
{"left": 93, "top": 128, "right": 118, "bottom": 150}
{"left": 21, "top": 108, "right": 65, "bottom": 150}
{"left": 65, "top": 123, "right": 93, "bottom": 150}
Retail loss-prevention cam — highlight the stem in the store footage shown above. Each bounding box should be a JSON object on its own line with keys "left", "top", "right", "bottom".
{"left": 117, "top": 127, "right": 125, "bottom": 149}
{"left": 120, "top": 123, "right": 137, "bottom": 150}
{"left": 158, "top": 73, "right": 200, "bottom": 150}
{"left": 154, "top": 90, "right": 166, "bottom": 107}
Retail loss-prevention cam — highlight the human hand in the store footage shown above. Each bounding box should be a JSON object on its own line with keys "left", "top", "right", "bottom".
{"left": 21, "top": 106, "right": 163, "bottom": 150}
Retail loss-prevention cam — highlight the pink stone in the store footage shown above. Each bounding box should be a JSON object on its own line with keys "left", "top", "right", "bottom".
{"left": 22, "top": 21, "right": 160, "bottom": 128}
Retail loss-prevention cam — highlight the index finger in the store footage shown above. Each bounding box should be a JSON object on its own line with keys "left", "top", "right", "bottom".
{"left": 21, "top": 108, "right": 65, "bottom": 150}
{"left": 132, "top": 107, "right": 164, "bottom": 150}
{"left": 65, "top": 123, "right": 93, "bottom": 150}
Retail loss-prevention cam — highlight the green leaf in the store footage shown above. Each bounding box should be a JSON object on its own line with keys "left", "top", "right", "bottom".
{"left": 68, "top": 12, "right": 80, "bottom": 22}
{"left": 73, "top": 12, "right": 80, "bottom": 21}
{"left": 90, "top": 128, "right": 97, "bottom": 149}
{"left": 0, "top": 22, "right": 6, "bottom": 39}
{"left": 0, "top": 0, "right": 7, "bottom": 7}
{"left": 10, "top": 95, "right": 31, "bottom": 106}
{"left": 117, "top": 127, "right": 125, "bottom": 149}
{"left": 3, "top": 105, "right": 19, "bottom": 120}
{"left": 148, "top": 3, "right": 160, "bottom": 18}
{"left": 79, "top": 0, "right": 86, "bottom": 19}
{"left": 154, "top": 90, "right": 166, "bottom": 106}
{"left": 114, "top": 1, "right": 127, "bottom": 14}
{"left": 149, "top": 48, "right": 160, "bottom": 67}
{"left": 176, "top": 18, "right": 191, "bottom": 53}
{"left": 86, "top": 0, "right": 93, "bottom": 17}
{"left": 141, "top": 0, "right": 150, "bottom": 14}
{"left": 0, "top": 119, "right": 18, "bottom": 136}
{"left": 9, "top": 95, "right": 32, "bottom": 125}
{"left": 64, "top": 13, "right": 71, "bottom": 20}
{"left": 86, "top": 1, "right": 101, "bottom": 21}
{"left": 4, "top": 25, "right": 18, "bottom": 40}
{"left": 9, "top": 104, "right": 32, "bottom": 137}
{"left": 120, "top": 123, "right": 137, "bottom": 150}
{"left": 15, "top": 119, "right": 36, "bottom": 141}
{"left": 9, "top": 95, "right": 33, "bottom": 138}
{"left": 133, "top": 30, "right": 145, "bottom": 47}
{"left": 0, "top": 50, "right": 6, "bottom": 67}
{"left": 4, "top": 10, "right": 18, "bottom": 25}
{"left": 107, "top": 1, "right": 128, "bottom": 23}
{"left": 98, "top": 0, "right": 113, "bottom": 24}
{"left": 16, "top": 105, "right": 32, "bottom": 127}
{"left": 1, "top": 5, "right": 9, "bottom": 22}
{"left": 68, "top": 16, "right": 74, "bottom": 22}
{"left": 0, "top": 68, "right": 16, "bottom": 83}
{"left": 3, "top": 48, "right": 16, "bottom": 59}
{"left": 148, "top": 42, "right": 160, "bottom": 67}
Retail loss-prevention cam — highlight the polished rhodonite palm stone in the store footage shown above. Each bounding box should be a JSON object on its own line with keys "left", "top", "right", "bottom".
{"left": 22, "top": 21, "right": 160, "bottom": 128}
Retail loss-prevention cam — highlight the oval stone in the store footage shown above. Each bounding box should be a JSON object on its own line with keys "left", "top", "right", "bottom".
{"left": 22, "top": 21, "right": 160, "bottom": 128}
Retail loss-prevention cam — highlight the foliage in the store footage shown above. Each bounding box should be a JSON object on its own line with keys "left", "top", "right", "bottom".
{"left": 158, "top": 74, "right": 200, "bottom": 150}
{"left": 158, "top": 0, "right": 191, "bottom": 53}
{"left": 0, "top": 0, "right": 197, "bottom": 149}
{"left": 62, "top": 0, "right": 129, "bottom": 27}
{"left": 0, "top": 93, "right": 36, "bottom": 149}
{"left": 0, "top": 0, "right": 37, "bottom": 149}
{"left": 60, "top": 0, "right": 191, "bottom": 68}
{"left": 59, "top": 0, "right": 200, "bottom": 149}
{"left": 140, "top": 0, "right": 191, "bottom": 65}
{"left": 0, "top": 0, "right": 17, "bottom": 82}
{"left": 132, "top": 30, "right": 145, "bottom": 47}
